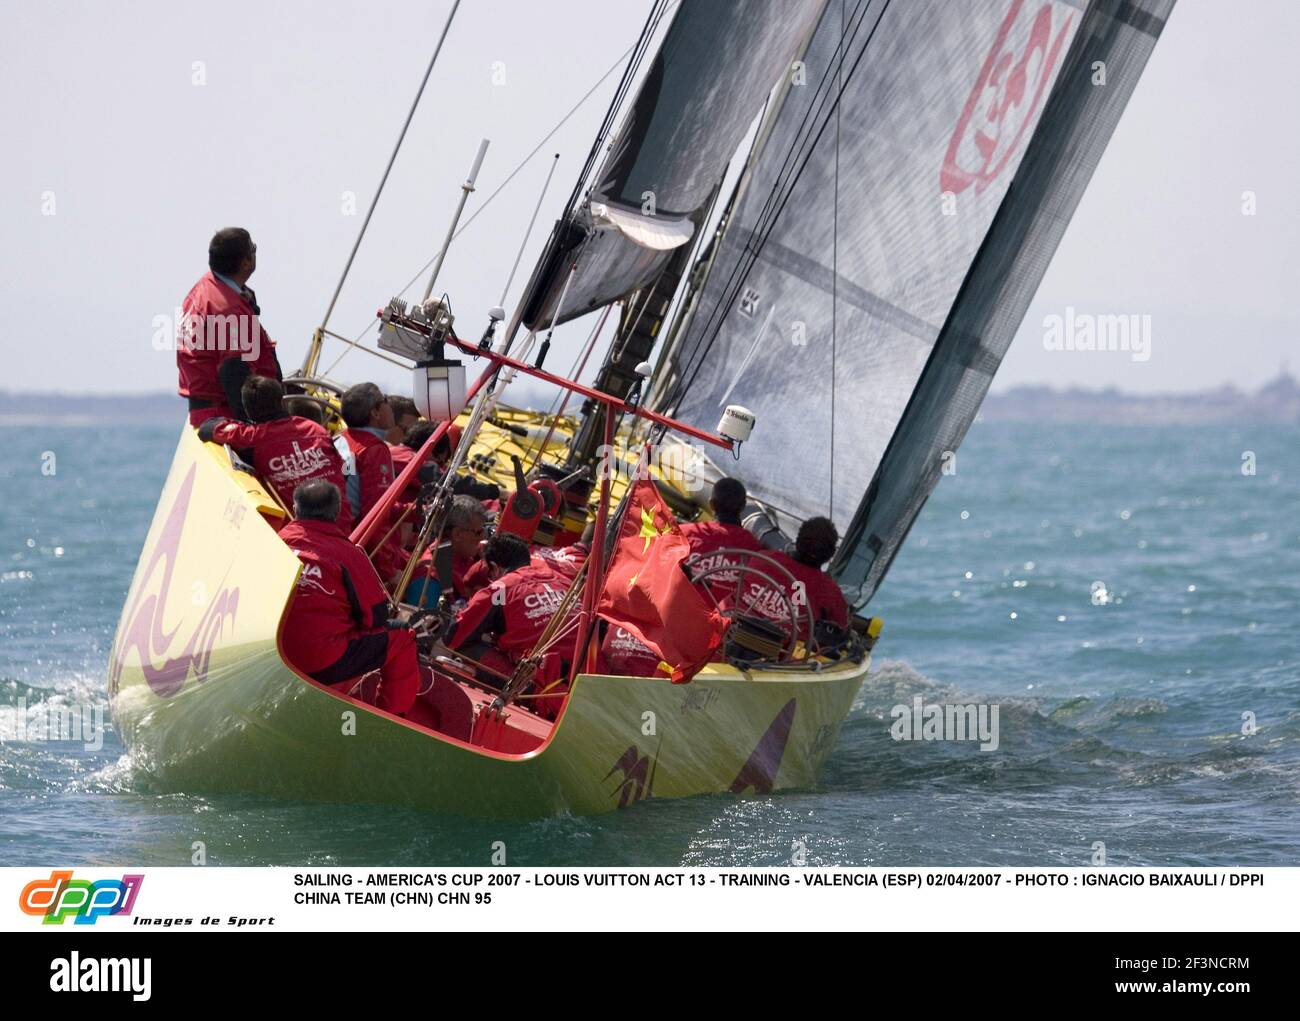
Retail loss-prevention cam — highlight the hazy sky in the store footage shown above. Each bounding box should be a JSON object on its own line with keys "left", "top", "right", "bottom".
{"left": 2, "top": 0, "right": 1296, "bottom": 399}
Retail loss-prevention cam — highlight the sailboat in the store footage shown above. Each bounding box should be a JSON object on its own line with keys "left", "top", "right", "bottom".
{"left": 108, "top": 0, "right": 1174, "bottom": 818}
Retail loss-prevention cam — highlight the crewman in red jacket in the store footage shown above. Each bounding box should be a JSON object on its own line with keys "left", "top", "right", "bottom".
{"left": 446, "top": 533, "right": 576, "bottom": 714}
{"left": 339, "top": 382, "right": 408, "bottom": 582}
{"left": 279, "top": 480, "right": 420, "bottom": 715}
{"left": 197, "top": 375, "right": 353, "bottom": 530}
{"left": 731, "top": 516, "right": 850, "bottom": 644}
{"left": 384, "top": 395, "right": 421, "bottom": 445}
{"left": 340, "top": 382, "right": 397, "bottom": 521}
{"left": 531, "top": 523, "right": 592, "bottom": 581}
{"left": 177, "top": 228, "right": 281, "bottom": 426}
{"left": 680, "top": 477, "right": 762, "bottom": 603}
{"left": 598, "top": 623, "right": 664, "bottom": 677}
{"left": 395, "top": 420, "right": 498, "bottom": 503}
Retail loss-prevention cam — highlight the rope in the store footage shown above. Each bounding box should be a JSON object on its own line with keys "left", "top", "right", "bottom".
{"left": 311, "top": 0, "right": 462, "bottom": 347}
{"left": 320, "top": 4, "right": 675, "bottom": 378}
{"left": 522, "top": 302, "right": 613, "bottom": 471}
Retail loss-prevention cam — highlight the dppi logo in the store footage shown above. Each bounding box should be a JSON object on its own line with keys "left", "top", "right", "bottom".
{"left": 940, "top": 0, "right": 1074, "bottom": 196}
{"left": 110, "top": 465, "right": 239, "bottom": 699}
{"left": 19, "top": 870, "right": 144, "bottom": 925}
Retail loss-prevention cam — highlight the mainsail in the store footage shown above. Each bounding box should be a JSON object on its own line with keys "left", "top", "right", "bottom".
{"left": 656, "top": 0, "right": 1173, "bottom": 607}
{"left": 520, "top": 0, "right": 825, "bottom": 331}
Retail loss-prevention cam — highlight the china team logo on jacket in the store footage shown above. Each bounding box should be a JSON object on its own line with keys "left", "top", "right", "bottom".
{"left": 267, "top": 441, "right": 334, "bottom": 483}
{"left": 19, "top": 870, "right": 144, "bottom": 925}
{"left": 940, "top": 0, "right": 1074, "bottom": 196}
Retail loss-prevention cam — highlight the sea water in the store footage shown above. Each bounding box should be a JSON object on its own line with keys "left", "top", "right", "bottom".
{"left": 1, "top": 420, "right": 1296, "bottom": 866}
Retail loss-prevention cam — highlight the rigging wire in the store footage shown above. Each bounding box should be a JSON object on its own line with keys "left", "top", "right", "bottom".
{"left": 662, "top": 0, "right": 876, "bottom": 410}
{"left": 319, "top": 0, "right": 675, "bottom": 378}
{"left": 311, "top": 0, "right": 461, "bottom": 350}
{"left": 660, "top": 0, "right": 888, "bottom": 417}
{"left": 830, "top": 0, "right": 845, "bottom": 522}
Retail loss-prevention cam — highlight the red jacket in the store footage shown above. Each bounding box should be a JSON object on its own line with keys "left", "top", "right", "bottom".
{"left": 177, "top": 271, "right": 279, "bottom": 413}
{"left": 389, "top": 443, "right": 421, "bottom": 501}
{"left": 531, "top": 542, "right": 588, "bottom": 581}
{"left": 729, "top": 551, "right": 849, "bottom": 641}
{"left": 343, "top": 428, "right": 406, "bottom": 579}
{"left": 202, "top": 415, "right": 353, "bottom": 530}
{"left": 448, "top": 561, "right": 576, "bottom": 663}
{"left": 279, "top": 518, "right": 391, "bottom": 674}
{"left": 598, "top": 624, "right": 664, "bottom": 677}
{"left": 680, "top": 520, "right": 763, "bottom": 603}
{"left": 344, "top": 428, "right": 395, "bottom": 520}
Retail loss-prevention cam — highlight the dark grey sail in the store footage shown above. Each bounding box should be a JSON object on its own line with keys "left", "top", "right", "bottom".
{"left": 659, "top": 0, "right": 1173, "bottom": 607}
{"left": 521, "top": 0, "right": 825, "bottom": 331}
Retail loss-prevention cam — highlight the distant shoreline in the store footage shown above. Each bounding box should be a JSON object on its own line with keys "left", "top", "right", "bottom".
{"left": 4, "top": 373, "right": 1299, "bottom": 425}
{"left": 979, "top": 371, "right": 1298, "bottom": 424}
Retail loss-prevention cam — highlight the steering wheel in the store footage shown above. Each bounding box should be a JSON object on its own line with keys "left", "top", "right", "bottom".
{"left": 283, "top": 375, "right": 346, "bottom": 396}
{"left": 689, "top": 549, "right": 814, "bottom": 664}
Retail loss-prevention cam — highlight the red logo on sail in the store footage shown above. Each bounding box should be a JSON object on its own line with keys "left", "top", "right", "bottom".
{"left": 109, "top": 465, "right": 239, "bottom": 699}
{"left": 940, "top": 0, "right": 1073, "bottom": 196}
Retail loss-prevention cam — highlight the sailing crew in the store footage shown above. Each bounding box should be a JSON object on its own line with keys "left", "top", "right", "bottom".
{"left": 446, "top": 533, "right": 576, "bottom": 690}
{"left": 441, "top": 495, "right": 490, "bottom": 599}
{"left": 198, "top": 375, "right": 353, "bottom": 529}
{"left": 397, "top": 421, "right": 498, "bottom": 502}
{"left": 389, "top": 418, "right": 426, "bottom": 494}
{"left": 177, "top": 228, "right": 282, "bottom": 426}
{"left": 284, "top": 396, "right": 325, "bottom": 426}
{"left": 385, "top": 395, "right": 421, "bottom": 445}
{"left": 403, "top": 494, "right": 492, "bottom": 607}
{"left": 278, "top": 480, "right": 420, "bottom": 716}
{"left": 680, "top": 477, "right": 763, "bottom": 601}
{"left": 740, "top": 516, "right": 849, "bottom": 641}
{"left": 392, "top": 420, "right": 500, "bottom": 503}
{"left": 532, "top": 523, "right": 592, "bottom": 581}
{"left": 339, "top": 383, "right": 411, "bottom": 583}
{"left": 340, "top": 383, "right": 397, "bottom": 521}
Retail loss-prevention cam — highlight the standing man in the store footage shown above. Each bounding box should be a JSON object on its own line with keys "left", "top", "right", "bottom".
{"left": 177, "top": 228, "right": 282, "bottom": 426}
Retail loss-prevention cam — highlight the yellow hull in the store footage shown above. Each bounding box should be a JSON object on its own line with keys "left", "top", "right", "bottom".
{"left": 109, "top": 426, "right": 869, "bottom": 818}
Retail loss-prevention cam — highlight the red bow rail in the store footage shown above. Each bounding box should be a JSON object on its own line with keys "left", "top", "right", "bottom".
{"left": 349, "top": 309, "right": 734, "bottom": 551}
